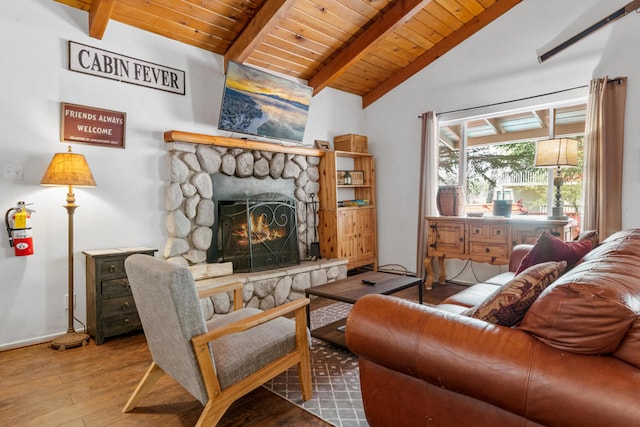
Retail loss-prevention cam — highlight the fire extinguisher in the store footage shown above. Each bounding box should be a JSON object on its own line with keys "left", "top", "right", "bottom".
{"left": 5, "top": 201, "right": 35, "bottom": 256}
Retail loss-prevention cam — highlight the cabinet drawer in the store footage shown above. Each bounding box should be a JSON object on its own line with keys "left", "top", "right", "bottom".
{"left": 468, "top": 242, "right": 508, "bottom": 260}
{"left": 100, "top": 258, "right": 127, "bottom": 280}
{"left": 469, "top": 224, "right": 507, "bottom": 243}
{"left": 102, "top": 295, "right": 137, "bottom": 318}
{"left": 101, "top": 278, "right": 132, "bottom": 299}
{"left": 102, "top": 312, "right": 141, "bottom": 336}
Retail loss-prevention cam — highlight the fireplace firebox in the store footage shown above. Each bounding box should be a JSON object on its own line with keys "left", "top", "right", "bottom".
{"left": 213, "top": 193, "right": 300, "bottom": 272}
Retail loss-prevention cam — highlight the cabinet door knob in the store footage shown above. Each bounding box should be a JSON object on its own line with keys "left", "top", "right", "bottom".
{"left": 109, "top": 265, "right": 116, "bottom": 273}
{"left": 485, "top": 248, "right": 490, "bottom": 253}
{"left": 123, "top": 318, "right": 131, "bottom": 326}
{"left": 121, "top": 302, "right": 129, "bottom": 311}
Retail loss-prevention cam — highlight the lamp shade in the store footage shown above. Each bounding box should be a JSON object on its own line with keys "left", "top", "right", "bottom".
{"left": 41, "top": 146, "right": 96, "bottom": 187}
{"left": 534, "top": 138, "right": 578, "bottom": 168}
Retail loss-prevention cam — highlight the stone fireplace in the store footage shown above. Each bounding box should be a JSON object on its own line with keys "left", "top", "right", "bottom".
{"left": 163, "top": 142, "right": 320, "bottom": 265}
{"left": 162, "top": 134, "right": 348, "bottom": 313}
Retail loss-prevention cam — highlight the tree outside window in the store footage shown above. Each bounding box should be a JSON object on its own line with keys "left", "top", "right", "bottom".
{"left": 437, "top": 106, "right": 584, "bottom": 234}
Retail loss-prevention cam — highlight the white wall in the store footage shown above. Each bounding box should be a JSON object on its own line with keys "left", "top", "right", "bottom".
{"left": 0, "top": 0, "right": 364, "bottom": 349}
{"left": 366, "top": 0, "right": 640, "bottom": 276}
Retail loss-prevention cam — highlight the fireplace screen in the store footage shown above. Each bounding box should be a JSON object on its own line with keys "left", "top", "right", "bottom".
{"left": 216, "top": 193, "right": 300, "bottom": 272}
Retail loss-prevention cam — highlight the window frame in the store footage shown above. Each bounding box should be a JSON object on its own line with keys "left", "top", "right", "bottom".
{"left": 437, "top": 98, "right": 587, "bottom": 218}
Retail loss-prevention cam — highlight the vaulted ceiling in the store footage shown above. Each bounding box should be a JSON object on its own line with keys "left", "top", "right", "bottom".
{"left": 55, "top": 0, "right": 522, "bottom": 107}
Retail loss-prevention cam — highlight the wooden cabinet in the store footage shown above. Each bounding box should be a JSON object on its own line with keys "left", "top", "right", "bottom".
{"left": 335, "top": 207, "right": 377, "bottom": 265}
{"left": 424, "top": 216, "right": 572, "bottom": 288}
{"left": 318, "top": 150, "right": 377, "bottom": 270}
{"left": 83, "top": 247, "right": 157, "bottom": 345}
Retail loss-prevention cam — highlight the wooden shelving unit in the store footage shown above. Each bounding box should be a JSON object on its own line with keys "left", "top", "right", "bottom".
{"left": 318, "top": 150, "right": 377, "bottom": 270}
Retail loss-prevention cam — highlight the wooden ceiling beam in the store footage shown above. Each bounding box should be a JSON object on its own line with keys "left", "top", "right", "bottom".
{"left": 485, "top": 118, "right": 502, "bottom": 134}
{"left": 89, "top": 0, "right": 116, "bottom": 39}
{"left": 362, "top": 0, "right": 523, "bottom": 108}
{"left": 224, "top": 0, "right": 297, "bottom": 71}
{"left": 308, "top": 0, "right": 431, "bottom": 96}
{"left": 466, "top": 122, "right": 585, "bottom": 146}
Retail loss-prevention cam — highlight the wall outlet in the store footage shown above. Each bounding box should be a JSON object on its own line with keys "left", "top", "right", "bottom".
{"left": 64, "top": 294, "right": 77, "bottom": 310}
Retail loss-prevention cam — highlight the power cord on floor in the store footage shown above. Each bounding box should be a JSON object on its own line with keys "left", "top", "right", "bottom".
{"left": 445, "top": 260, "right": 472, "bottom": 282}
{"left": 74, "top": 316, "right": 87, "bottom": 332}
{"left": 438, "top": 260, "right": 505, "bottom": 285}
{"left": 351, "top": 263, "right": 417, "bottom": 277}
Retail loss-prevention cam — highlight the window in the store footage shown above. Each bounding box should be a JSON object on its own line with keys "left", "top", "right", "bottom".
{"left": 438, "top": 103, "right": 585, "bottom": 234}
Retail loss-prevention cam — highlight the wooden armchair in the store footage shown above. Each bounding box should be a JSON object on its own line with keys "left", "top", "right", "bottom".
{"left": 123, "top": 254, "right": 312, "bottom": 426}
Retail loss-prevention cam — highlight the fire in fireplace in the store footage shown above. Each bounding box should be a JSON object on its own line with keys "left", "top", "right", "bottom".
{"left": 212, "top": 193, "right": 300, "bottom": 272}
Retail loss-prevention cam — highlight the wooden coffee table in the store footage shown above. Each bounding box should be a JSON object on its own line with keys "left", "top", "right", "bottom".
{"left": 305, "top": 271, "right": 423, "bottom": 350}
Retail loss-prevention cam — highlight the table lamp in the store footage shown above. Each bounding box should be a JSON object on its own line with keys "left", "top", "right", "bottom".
{"left": 41, "top": 145, "right": 96, "bottom": 349}
{"left": 534, "top": 138, "right": 578, "bottom": 219}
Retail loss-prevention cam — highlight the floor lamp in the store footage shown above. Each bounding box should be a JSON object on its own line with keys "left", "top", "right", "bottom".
{"left": 41, "top": 146, "right": 96, "bottom": 350}
{"left": 534, "top": 138, "right": 578, "bottom": 220}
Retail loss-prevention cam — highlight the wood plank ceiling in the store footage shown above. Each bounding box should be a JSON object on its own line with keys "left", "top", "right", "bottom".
{"left": 55, "top": 0, "right": 523, "bottom": 108}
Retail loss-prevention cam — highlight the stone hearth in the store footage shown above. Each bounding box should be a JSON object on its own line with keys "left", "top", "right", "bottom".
{"left": 197, "top": 259, "right": 348, "bottom": 314}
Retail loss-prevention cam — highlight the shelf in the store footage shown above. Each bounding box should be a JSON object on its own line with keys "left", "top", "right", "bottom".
{"left": 337, "top": 184, "right": 373, "bottom": 189}
{"left": 334, "top": 150, "right": 373, "bottom": 158}
{"left": 337, "top": 205, "right": 375, "bottom": 211}
{"left": 164, "top": 130, "right": 326, "bottom": 157}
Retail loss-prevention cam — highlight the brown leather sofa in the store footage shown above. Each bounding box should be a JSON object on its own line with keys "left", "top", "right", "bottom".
{"left": 346, "top": 229, "right": 640, "bottom": 426}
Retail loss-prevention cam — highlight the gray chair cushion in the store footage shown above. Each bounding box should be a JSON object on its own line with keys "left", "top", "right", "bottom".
{"left": 206, "top": 309, "right": 296, "bottom": 390}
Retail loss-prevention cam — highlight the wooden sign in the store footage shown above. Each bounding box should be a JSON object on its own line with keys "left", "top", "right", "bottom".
{"left": 68, "top": 41, "right": 186, "bottom": 95}
{"left": 61, "top": 103, "right": 126, "bottom": 149}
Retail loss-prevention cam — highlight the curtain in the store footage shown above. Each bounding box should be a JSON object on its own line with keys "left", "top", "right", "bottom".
{"left": 582, "top": 77, "right": 627, "bottom": 239}
{"left": 416, "top": 111, "right": 439, "bottom": 280}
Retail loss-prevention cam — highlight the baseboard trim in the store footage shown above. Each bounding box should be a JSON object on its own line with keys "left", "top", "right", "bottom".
{"left": 0, "top": 328, "right": 86, "bottom": 351}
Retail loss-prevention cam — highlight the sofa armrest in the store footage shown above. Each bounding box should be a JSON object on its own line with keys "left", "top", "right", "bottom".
{"left": 509, "top": 244, "right": 532, "bottom": 272}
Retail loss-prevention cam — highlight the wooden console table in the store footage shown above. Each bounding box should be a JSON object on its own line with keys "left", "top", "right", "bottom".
{"left": 423, "top": 216, "right": 572, "bottom": 289}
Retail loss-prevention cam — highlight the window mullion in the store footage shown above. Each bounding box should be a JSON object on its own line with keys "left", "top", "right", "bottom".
{"left": 459, "top": 121, "right": 468, "bottom": 189}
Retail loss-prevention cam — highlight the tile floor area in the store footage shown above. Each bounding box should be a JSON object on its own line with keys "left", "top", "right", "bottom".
{"left": 265, "top": 302, "right": 367, "bottom": 427}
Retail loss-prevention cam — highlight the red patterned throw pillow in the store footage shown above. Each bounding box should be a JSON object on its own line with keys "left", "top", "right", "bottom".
{"left": 515, "top": 231, "right": 593, "bottom": 275}
{"left": 463, "top": 261, "right": 567, "bottom": 326}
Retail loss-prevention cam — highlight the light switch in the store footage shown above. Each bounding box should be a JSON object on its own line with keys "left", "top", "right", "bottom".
{"left": 2, "top": 164, "right": 23, "bottom": 180}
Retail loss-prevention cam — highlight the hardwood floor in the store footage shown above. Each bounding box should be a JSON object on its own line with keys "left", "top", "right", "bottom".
{"left": 0, "top": 280, "right": 463, "bottom": 426}
{"left": 0, "top": 333, "right": 329, "bottom": 426}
